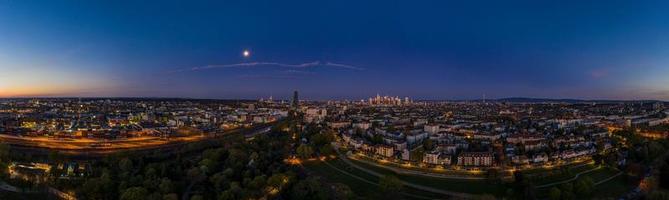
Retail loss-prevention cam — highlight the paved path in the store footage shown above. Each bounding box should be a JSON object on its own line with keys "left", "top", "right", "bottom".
{"left": 336, "top": 150, "right": 475, "bottom": 199}
{"left": 594, "top": 171, "right": 623, "bottom": 185}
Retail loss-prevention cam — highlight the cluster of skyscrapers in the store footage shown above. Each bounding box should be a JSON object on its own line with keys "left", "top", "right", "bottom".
{"left": 367, "top": 94, "right": 412, "bottom": 106}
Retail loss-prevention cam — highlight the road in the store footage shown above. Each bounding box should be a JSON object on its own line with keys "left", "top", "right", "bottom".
{"left": 0, "top": 134, "right": 205, "bottom": 151}
{"left": 0, "top": 122, "right": 276, "bottom": 156}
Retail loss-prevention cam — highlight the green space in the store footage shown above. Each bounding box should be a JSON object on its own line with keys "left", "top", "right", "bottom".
{"left": 530, "top": 164, "right": 598, "bottom": 186}
{"left": 347, "top": 154, "right": 632, "bottom": 199}
{"left": 520, "top": 162, "right": 589, "bottom": 176}
{"left": 591, "top": 174, "right": 636, "bottom": 198}
{"left": 535, "top": 166, "right": 631, "bottom": 199}
{"left": 304, "top": 160, "right": 382, "bottom": 199}
{"left": 303, "top": 159, "right": 445, "bottom": 200}
{"left": 348, "top": 158, "right": 504, "bottom": 195}
{"left": 587, "top": 167, "right": 621, "bottom": 182}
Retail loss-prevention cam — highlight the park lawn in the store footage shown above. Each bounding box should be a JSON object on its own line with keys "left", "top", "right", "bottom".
{"left": 531, "top": 165, "right": 599, "bottom": 186}
{"left": 328, "top": 158, "right": 380, "bottom": 182}
{"left": 521, "top": 162, "right": 590, "bottom": 175}
{"left": 325, "top": 159, "right": 453, "bottom": 199}
{"left": 591, "top": 174, "right": 637, "bottom": 198}
{"left": 304, "top": 160, "right": 446, "bottom": 200}
{"left": 348, "top": 158, "right": 505, "bottom": 195}
{"left": 535, "top": 167, "right": 628, "bottom": 199}
{"left": 304, "top": 160, "right": 382, "bottom": 199}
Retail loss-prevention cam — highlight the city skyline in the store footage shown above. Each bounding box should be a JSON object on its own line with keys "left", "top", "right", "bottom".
{"left": 2, "top": 1, "right": 669, "bottom": 100}
{"left": 2, "top": 2, "right": 669, "bottom": 198}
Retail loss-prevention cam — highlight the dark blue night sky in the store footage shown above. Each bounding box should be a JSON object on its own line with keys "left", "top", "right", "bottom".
{"left": 1, "top": 1, "right": 668, "bottom": 100}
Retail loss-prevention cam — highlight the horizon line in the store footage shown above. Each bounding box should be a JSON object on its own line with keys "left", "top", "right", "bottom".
{"left": 0, "top": 96, "right": 666, "bottom": 103}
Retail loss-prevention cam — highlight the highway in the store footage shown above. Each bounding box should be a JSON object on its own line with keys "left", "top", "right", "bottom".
{"left": 0, "top": 123, "right": 276, "bottom": 156}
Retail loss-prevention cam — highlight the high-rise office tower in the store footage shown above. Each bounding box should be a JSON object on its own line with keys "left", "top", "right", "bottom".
{"left": 292, "top": 91, "right": 299, "bottom": 108}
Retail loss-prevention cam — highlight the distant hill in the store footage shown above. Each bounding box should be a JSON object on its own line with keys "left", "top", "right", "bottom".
{"left": 493, "top": 97, "right": 664, "bottom": 104}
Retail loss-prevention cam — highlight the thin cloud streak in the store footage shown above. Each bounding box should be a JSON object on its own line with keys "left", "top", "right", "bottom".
{"left": 282, "top": 69, "right": 315, "bottom": 74}
{"left": 237, "top": 74, "right": 300, "bottom": 80}
{"left": 324, "top": 62, "right": 365, "bottom": 70}
{"left": 170, "top": 61, "right": 364, "bottom": 73}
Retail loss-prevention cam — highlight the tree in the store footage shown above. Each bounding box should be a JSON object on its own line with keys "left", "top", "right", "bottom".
{"left": 560, "top": 183, "right": 574, "bottom": 200}
{"left": 267, "top": 173, "right": 289, "bottom": 189}
{"left": 0, "top": 143, "right": 9, "bottom": 178}
{"left": 574, "top": 176, "right": 594, "bottom": 197}
{"left": 224, "top": 182, "right": 242, "bottom": 199}
{"left": 210, "top": 172, "right": 228, "bottom": 191}
{"left": 423, "top": 139, "right": 435, "bottom": 151}
{"left": 190, "top": 195, "right": 204, "bottom": 200}
{"left": 158, "top": 178, "right": 174, "bottom": 194}
{"left": 291, "top": 177, "right": 327, "bottom": 200}
{"left": 331, "top": 183, "right": 354, "bottom": 200}
{"left": 648, "top": 190, "right": 669, "bottom": 200}
{"left": 163, "top": 193, "right": 179, "bottom": 200}
{"left": 379, "top": 175, "right": 403, "bottom": 199}
{"left": 80, "top": 178, "right": 104, "bottom": 200}
{"left": 474, "top": 194, "right": 496, "bottom": 200}
{"left": 511, "top": 171, "right": 535, "bottom": 199}
{"left": 120, "top": 187, "right": 148, "bottom": 200}
{"left": 0, "top": 143, "right": 10, "bottom": 161}
{"left": 410, "top": 149, "right": 424, "bottom": 162}
{"left": 310, "top": 131, "right": 334, "bottom": 148}
{"left": 371, "top": 134, "right": 384, "bottom": 145}
{"left": 249, "top": 175, "right": 267, "bottom": 190}
{"left": 319, "top": 145, "right": 334, "bottom": 156}
{"left": 218, "top": 191, "right": 236, "bottom": 200}
{"left": 649, "top": 141, "right": 665, "bottom": 160}
{"left": 119, "top": 158, "right": 134, "bottom": 172}
{"left": 297, "top": 144, "right": 314, "bottom": 158}
{"left": 548, "top": 187, "right": 561, "bottom": 200}
{"left": 187, "top": 167, "right": 204, "bottom": 182}
{"left": 660, "top": 158, "right": 669, "bottom": 188}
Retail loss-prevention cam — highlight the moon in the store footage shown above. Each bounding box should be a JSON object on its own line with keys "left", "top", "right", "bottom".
{"left": 243, "top": 50, "right": 250, "bottom": 58}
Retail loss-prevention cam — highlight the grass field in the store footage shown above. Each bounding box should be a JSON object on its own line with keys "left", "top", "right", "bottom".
{"left": 536, "top": 173, "right": 636, "bottom": 199}
{"left": 308, "top": 154, "right": 633, "bottom": 199}
{"left": 348, "top": 158, "right": 505, "bottom": 195}
{"left": 304, "top": 160, "right": 383, "bottom": 199}
{"left": 303, "top": 159, "right": 447, "bottom": 200}
{"left": 521, "top": 162, "right": 589, "bottom": 175}
{"left": 535, "top": 166, "right": 632, "bottom": 199}
{"left": 587, "top": 167, "right": 621, "bottom": 182}
{"left": 591, "top": 174, "right": 636, "bottom": 198}
{"left": 530, "top": 164, "right": 599, "bottom": 185}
